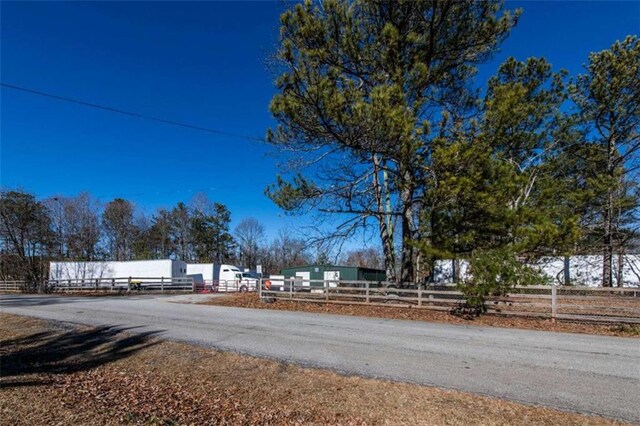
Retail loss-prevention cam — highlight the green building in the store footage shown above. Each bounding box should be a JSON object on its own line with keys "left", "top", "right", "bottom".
{"left": 279, "top": 264, "right": 386, "bottom": 287}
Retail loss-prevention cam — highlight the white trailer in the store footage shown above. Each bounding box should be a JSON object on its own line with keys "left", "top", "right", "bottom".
{"left": 187, "top": 263, "right": 257, "bottom": 292}
{"left": 432, "top": 255, "right": 640, "bottom": 287}
{"left": 49, "top": 259, "right": 187, "bottom": 283}
{"left": 186, "top": 263, "right": 214, "bottom": 284}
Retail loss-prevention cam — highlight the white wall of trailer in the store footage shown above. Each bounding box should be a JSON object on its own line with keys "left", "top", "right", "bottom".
{"left": 186, "top": 263, "right": 214, "bottom": 281}
{"left": 49, "top": 260, "right": 188, "bottom": 282}
{"left": 432, "top": 254, "right": 640, "bottom": 287}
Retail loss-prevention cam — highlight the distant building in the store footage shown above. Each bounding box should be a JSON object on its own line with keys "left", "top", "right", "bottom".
{"left": 279, "top": 264, "right": 386, "bottom": 287}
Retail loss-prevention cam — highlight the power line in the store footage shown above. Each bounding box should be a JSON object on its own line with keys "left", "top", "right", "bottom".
{"left": 1, "top": 82, "right": 266, "bottom": 143}
{"left": 93, "top": 180, "right": 274, "bottom": 201}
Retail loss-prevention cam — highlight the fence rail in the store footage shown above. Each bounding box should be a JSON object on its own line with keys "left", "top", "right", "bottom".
{"left": 259, "top": 279, "right": 640, "bottom": 324}
{"left": 3, "top": 277, "right": 638, "bottom": 324}
{"left": 194, "top": 279, "right": 257, "bottom": 293}
{"left": 0, "top": 277, "right": 258, "bottom": 294}
{"left": 0, "top": 281, "right": 23, "bottom": 292}
{"left": 48, "top": 277, "right": 196, "bottom": 292}
{"left": 0, "top": 277, "right": 196, "bottom": 293}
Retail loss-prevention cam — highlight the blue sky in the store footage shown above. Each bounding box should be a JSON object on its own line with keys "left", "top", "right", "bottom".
{"left": 2, "top": 1, "right": 639, "bottom": 240}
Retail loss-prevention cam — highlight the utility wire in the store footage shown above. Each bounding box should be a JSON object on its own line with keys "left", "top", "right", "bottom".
{"left": 1, "top": 82, "right": 266, "bottom": 143}
{"left": 93, "top": 180, "right": 274, "bottom": 200}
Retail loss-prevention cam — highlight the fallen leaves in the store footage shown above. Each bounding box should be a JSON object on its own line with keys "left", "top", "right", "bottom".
{"left": 0, "top": 314, "right": 626, "bottom": 426}
{"left": 201, "top": 293, "right": 640, "bottom": 337}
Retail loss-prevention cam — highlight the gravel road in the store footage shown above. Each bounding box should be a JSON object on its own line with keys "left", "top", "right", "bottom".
{"left": 1, "top": 294, "right": 638, "bottom": 423}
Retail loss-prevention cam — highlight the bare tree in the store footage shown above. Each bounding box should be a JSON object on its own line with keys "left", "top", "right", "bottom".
{"left": 235, "top": 217, "right": 265, "bottom": 269}
{"left": 189, "top": 192, "right": 215, "bottom": 216}
{"left": 169, "top": 202, "right": 192, "bottom": 261}
{"left": 44, "top": 193, "right": 101, "bottom": 260}
{"left": 102, "top": 198, "right": 136, "bottom": 261}
{"left": 0, "top": 190, "right": 54, "bottom": 287}
{"left": 341, "top": 248, "right": 384, "bottom": 269}
{"left": 259, "top": 229, "right": 311, "bottom": 274}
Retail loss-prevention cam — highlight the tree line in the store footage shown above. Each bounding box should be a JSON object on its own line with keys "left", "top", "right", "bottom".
{"left": 0, "top": 189, "right": 384, "bottom": 283}
{"left": 266, "top": 0, "right": 639, "bottom": 294}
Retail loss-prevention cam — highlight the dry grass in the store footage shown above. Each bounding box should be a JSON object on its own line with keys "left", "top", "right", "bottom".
{"left": 201, "top": 293, "right": 640, "bottom": 338}
{"left": 0, "top": 313, "right": 627, "bottom": 425}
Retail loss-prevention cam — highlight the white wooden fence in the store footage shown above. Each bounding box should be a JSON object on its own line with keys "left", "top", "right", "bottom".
{"left": 0, "top": 281, "right": 23, "bottom": 292}
{"left": 0, "top": 277, "right": 258, "bottom": 293}
{"left": 3, "top": 277, "right": 638, "bottom": 324}
{"left": 0, "top": 277, "right": 195, "bottom": 293}
{"left": 259, "top": 279, "right": 640, "bottom": 324}
{"left": 193, "top": 280, "right": 257, "bottom": 293}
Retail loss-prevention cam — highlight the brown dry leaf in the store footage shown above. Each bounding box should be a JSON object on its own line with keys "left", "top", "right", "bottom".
{"left": 0, "top": 313, "right": 627, "bottom": 426}
{"left": 200, "top": 293, "right": 640, "bottom": 337}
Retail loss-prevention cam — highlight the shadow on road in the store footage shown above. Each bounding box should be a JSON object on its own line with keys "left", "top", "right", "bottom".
{"left": 0, "top": 324, "right": 162, "bottom": 388}
{"left": 0, "top": 295, "right": 113, "bottom": 308}
{"left": 0, "top": 294, "right": 162, "bottom": 308}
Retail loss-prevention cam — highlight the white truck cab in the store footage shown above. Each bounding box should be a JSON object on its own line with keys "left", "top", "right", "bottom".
{"left": 215, "top": 264, "right": 257, "bottom": 292}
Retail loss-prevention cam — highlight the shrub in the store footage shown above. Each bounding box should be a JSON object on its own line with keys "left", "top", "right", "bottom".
{"left": 455, "top": 248, "right": 547, "bottom": 316}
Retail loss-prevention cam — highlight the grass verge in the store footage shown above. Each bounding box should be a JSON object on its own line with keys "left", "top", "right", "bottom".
{"left": 200, "top": 293, "right": 640, "bottom": 338}
{"left": 0, "top": 313, "right": 628, "bottom": 425}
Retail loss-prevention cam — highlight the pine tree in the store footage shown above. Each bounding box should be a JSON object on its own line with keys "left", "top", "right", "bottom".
{"left": 267, "top": 0, "right": 520, "bottom": 284}
{"left": 571, "top": 36, "right": 640, "bottom": 286}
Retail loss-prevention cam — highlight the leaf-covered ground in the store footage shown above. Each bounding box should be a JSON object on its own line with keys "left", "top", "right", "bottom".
{"left": 0, "top": 313, "right": 628, "bottom": 425}
{"left": 201, "top": 293, "right": 640, "bottom": 337}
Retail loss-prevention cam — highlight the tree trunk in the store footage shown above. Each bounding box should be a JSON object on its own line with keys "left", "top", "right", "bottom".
{"left": 372, "top": 155, "right": 397, "bottom": 283}
{"left": 602, "top": 129, "right": 616, "bottom": 288}
{"left": 453, "top": 258, "right": 461, "bottom": 283}
{"left": 380, "top": 221, "right": 397, "bottom": 283}
{"left": 602, "top": 194, "right": 613, "bottom": 287}
{"left": 563, "top": 256, "right": 571, "bottom": 286}
{"left": 400, "top": 212, "right": 414, "bottom": 284}
{"left": 399, "top": 170, "right": 416, "bottom": 285}
{"left": 616, "top": 248, "right": 625, "bottom": 287}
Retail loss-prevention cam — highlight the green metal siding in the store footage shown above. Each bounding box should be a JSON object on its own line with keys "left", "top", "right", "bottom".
{"left": 359, "top": 268, "right": 387, "bottom": 281}
{"left": 279, "top": 265, "right": 386, "bottom": 286}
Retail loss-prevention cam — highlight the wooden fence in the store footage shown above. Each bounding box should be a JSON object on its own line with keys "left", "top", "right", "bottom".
{"left": 0, "top": 277, "right": 195, "bottom": 293}
{"left": 3, "top": 277, "right": 638, "bottom": 323}
{"left": 193, "top": 280, "right": 258, "bottom": 293}
{"left": 0, "top": 281, "right": 23, "bottom": 292}
{"left": 259, "top": 279, "right": 640, "bottom": 324}
{"left": 0, "top": 277, "right": 258, "bottom": 294}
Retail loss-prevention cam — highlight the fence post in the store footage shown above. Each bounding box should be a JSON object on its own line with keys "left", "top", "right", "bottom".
{"left": 191, "top": 277, "right": 195, "bottom": 293}
{"left": 551, "top": 285, "right": 557, "bottom": 321}
{"left": 128, "top": 276, "right": 132, "bottom": 292}
{"left": 418, "top": 287, "right": 422, "bottom": 307}
{"left": 290, "top": 279, "right": 293, "bottom": 299}
{"left": 95, "top": 278, "right": 99, "bottom": 291}
{"left": 111, "top": 278, "right": 115, "bottom": 292}
{"left": 161, "top": 277, "right": 164, "bottom": 293}
{"left": 366, "top": 281, "right": 370, "bottom": 304}
{"left": 258, "top": 278, "right": 262, "bottom": 299}
{"left": 325, "top": 280, "right": 329, "bottom": 302}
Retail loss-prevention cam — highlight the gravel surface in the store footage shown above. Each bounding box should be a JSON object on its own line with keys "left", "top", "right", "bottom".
{"left": 1, "top": 293, "right": 639, "bottom": 423}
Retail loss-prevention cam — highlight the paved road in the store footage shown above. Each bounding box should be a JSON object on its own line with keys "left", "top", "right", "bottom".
{"left": 1, "top": 294, "right": 638, "bottom": 422}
